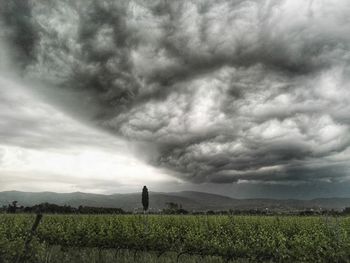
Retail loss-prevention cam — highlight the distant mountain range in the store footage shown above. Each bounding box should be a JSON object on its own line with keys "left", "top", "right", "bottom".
{"left": 1, "top": 191, "right": 350, "bottom": 211}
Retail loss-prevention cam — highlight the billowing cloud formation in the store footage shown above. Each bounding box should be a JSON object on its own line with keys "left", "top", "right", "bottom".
{"left": 2, "top": 0, "right": 350, "bottom": 185}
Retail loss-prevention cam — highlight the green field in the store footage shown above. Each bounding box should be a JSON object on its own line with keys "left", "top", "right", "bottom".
{"left": 1, "top": 214, "right": 350, "bottom": 262}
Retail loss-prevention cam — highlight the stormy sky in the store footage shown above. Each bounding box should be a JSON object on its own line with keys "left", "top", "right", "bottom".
{"left": 1, "top": 0, "right": 350, "bottom": 198}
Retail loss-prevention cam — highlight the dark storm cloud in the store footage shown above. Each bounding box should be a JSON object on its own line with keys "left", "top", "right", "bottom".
{"left": 0, "top": 0, "right": 38, "bottom": 68}
{"left": 2, "top": 0, "right": 350, "bottom": 184}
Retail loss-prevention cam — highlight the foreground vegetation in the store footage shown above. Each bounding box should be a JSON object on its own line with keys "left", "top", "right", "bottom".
{"left": 1, "top": 214, "right": 350, "bottom": 262}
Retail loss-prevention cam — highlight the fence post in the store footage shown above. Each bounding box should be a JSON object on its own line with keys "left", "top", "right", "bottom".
{"left": 15, "top": 213, "right": 43, "bottom": 263}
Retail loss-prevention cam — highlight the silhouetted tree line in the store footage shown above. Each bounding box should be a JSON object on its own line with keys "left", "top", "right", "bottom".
{"left": 2, "top": 199, "right": 350, "bottom": 216}
{"left": 162, "top": 202, "right": 188, "bottom": 214}
{"left": 190, "top": 209, "right": 344, "bottom": 216}
{"left": 6, "top": 201, "right": 19, "bottom": 213}
{"left": 1, "top": 202, "right": 125, "bottom": 214}
{"left": 342, "top": 207, "right": 350, "bottom": 215}
{"left": 77, "top": 205, "right": 125, "bottom": 214}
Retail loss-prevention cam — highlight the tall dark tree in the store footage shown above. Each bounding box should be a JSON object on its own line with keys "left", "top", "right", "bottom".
{"left": 142, "top": 186, "right": 149, "bottom": 212}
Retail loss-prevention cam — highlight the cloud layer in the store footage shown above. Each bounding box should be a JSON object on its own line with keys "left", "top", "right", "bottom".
{"left": 2, "top": 0, "right": 350, "bottom": 185}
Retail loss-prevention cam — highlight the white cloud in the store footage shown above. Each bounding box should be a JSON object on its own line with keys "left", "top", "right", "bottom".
{"left": 0, "top": 76, "right": 178, "bottom": 193}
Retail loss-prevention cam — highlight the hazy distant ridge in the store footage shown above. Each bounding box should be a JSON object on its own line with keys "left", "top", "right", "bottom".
{"left": 1, "top": 191, "right": 350, "bottom": 211}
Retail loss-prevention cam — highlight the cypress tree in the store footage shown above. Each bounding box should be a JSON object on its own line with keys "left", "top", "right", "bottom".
{"left": 142, "top": 186, "right": 149, "bottom": 212}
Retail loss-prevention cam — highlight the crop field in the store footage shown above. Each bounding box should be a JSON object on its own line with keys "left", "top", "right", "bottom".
{"left": 1, "top": 214, "right": 350, "bottom": 262}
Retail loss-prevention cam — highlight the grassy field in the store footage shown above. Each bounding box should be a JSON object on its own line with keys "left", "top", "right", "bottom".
{"left": 1, "top": 214, "right": 350, "bottom": 262}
